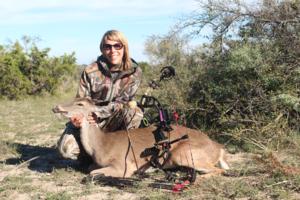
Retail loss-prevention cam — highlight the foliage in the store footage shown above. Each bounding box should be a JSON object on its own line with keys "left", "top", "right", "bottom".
{"left": 0, "top": 36, "right": 77, "bottom": 99}
{"left": 142, "top": 33, "right": 205, "bottom": 122}
{"left": 144, "top": 0, "right": 300, "bottom": 151}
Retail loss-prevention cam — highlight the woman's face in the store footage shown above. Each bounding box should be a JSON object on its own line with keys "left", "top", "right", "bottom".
{"left": 102, "top": 38, "right": 124, "bottom": 66}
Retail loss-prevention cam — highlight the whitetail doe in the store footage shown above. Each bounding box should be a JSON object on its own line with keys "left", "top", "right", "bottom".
{"left": 53, "top": 98, "right": 229, "bottom": 178}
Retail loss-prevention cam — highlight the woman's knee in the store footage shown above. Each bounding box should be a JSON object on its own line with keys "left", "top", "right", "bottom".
{"left": 57, "top": 123, "right": 81, "bottom": 160}
{"left": 57, "top": 132, "right": 80, "bottom": 160}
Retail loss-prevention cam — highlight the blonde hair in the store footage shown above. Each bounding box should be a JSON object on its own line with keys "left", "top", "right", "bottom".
{"left": 100, "top": 30, "right": 131, "bottom": 70}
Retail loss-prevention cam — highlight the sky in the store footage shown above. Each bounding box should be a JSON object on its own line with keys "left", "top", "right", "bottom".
{"left": 0, "top": 0, "right": 200, "bottom": 64}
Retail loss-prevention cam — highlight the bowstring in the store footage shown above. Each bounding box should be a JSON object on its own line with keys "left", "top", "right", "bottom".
{"left": 173, "top": 104, "right": 195, "bottom": 170}
{"left": 122, "top": 108, "right": 139, "bottom": 178}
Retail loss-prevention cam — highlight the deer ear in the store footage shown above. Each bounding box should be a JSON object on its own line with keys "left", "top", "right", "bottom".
{"left": 77, "top": 97, "right": 94, "bottom": 105}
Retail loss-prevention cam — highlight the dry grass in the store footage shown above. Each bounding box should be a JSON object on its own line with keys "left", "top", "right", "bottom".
{"left": 0, "top": 94, "right": 299, "bottom": 199}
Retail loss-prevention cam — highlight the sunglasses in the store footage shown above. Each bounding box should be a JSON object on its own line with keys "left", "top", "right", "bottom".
{"left": 103, "top": 43, "right": 123, "bottom": 50}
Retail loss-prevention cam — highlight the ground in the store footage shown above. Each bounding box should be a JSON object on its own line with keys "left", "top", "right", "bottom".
{"left": 0, "top": 95, "right": 299, "bottom": 199}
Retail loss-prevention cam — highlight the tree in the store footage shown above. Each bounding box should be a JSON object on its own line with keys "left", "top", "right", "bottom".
{"left": 176, "top": 0, "right": 300, "bottom": 63}
{"left": 144, "top": 32, "right": 189, "bottom": 67}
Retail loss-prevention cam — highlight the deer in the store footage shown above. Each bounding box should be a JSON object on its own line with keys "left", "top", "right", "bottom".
{"left": 53, "top": 98, "right": 229, "bottom": 179}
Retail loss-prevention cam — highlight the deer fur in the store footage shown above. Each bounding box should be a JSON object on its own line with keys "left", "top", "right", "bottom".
{"left": 53, "top": 98, "right": 229, "bottom": 178}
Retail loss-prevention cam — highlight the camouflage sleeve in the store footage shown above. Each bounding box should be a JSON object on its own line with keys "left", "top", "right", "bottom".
{"left": 76, "top": 70, "right": 91, "bottom": 98}
{"left": 94, "top": 104, "right": 115, "bottom": 119}
{"left": 114, "top": 66, "right": 142, "bottom": 103}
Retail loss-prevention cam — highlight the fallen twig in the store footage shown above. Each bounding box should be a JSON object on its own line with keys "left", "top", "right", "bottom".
{"left": 0, "top": 156, "right": 40, "bottom": 182}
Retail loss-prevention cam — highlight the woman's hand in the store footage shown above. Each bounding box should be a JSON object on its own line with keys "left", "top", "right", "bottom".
{"left": 87, "top": 112, "right": 98, "bottom": 125}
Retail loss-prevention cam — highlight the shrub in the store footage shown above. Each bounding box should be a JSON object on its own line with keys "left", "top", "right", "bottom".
{"left": 0, "top": 37, "right": 77, "bottom": 99}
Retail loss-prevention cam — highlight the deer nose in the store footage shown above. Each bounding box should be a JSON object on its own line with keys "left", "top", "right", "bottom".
{"left": 52, "top": 105, "right": 65, "bottom": 113}
{"left": 52, "top": 105, "right": 59, "bottom": 113}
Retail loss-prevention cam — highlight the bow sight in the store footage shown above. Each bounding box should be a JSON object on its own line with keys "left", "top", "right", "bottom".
{"left": 147, "top": 66, "right": 176, "bottom": 89}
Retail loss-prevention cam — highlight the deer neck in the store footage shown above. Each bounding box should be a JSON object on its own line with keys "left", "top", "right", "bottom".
{"left": 80, "top": 119, "right": 104, "bottom": 156}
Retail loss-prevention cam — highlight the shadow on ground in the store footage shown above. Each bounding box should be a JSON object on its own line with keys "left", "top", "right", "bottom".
{"left": 81, "top": 167, "right": 198, "bottom": 191}
{"left": 82, "top": 173, "right": 177, "bottom": 191}
{"left": 0, "top": 142, "right": 83, "bottom": 173}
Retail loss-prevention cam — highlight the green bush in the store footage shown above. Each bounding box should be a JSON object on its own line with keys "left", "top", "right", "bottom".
{"left": 0, "top": 37, "right": 77, "bottom": 99}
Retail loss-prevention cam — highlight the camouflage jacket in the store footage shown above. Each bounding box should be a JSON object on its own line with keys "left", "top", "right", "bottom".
{"left": 76, "top": 55, "right": 142, "bottom": 119}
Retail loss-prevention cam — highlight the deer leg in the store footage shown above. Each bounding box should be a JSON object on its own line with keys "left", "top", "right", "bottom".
{"left": 90, "top": 167, "right": 121, "bottom": 177}
{"left": 193, "top": 168, "right": 225, "bottom": 184}
{"left": 90, "top": 164, "right": 136, "bottom": 178}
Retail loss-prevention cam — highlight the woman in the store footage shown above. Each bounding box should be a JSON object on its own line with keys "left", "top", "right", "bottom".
{"left": 57, "top": 30, "right": 143, "bottom": 162}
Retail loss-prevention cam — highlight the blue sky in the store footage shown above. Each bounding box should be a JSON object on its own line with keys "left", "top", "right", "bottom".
{"left": 0, "top": 0, "right": 200, "bottom": 64}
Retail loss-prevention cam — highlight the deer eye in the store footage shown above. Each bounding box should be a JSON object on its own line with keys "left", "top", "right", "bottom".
{"left": 76, "top": 102, "right": 85, "bottom": 106}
